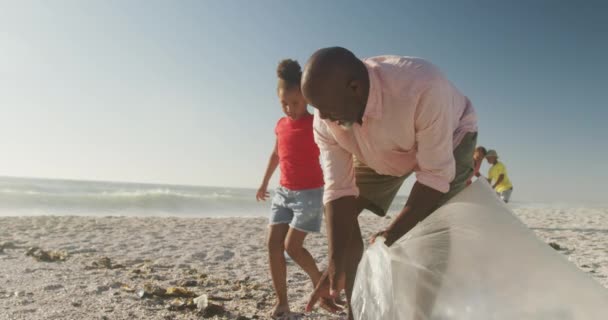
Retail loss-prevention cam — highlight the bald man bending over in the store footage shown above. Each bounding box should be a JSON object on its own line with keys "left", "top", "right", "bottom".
{"left": 303, "top": 47, "right": 478, "bottom": 320}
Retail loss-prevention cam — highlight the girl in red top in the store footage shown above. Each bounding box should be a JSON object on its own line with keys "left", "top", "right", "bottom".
{"left": 256, "top": 59, "right": 341, "bottom": 318}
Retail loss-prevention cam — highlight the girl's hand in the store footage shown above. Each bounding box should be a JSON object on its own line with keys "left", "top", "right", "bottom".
{"left": 256, "top": 185, "right": 270, "bottom": 201}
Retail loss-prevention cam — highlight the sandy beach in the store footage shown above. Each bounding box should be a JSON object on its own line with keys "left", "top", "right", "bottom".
{"left": 1, "top": 208, "right": 607, "bottom": 320}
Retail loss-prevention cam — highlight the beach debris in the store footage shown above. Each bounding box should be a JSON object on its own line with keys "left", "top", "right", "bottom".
{"left": 166, "top": 298, "right": 196, "bottom": 311}
{"left": 25, "top": 247, "right": 67, "bottom": 262}
{"left": 136, "top": 289, "right": 148, "bottom": 299}
{"left": 14, "top": 290, "right": 26, "bottom": 297}
{"left": 136, "top": 283, "right": 197, "bottom": 300}
{"left": 194, "top": 294, "right": 209, "bottom": 309}
{"left": 146, "top": 283, "right": 167, "bottom": 296}
{"left": 132, "top": 283, "right": 244, "bottom": 315}
{"left": 71, "top": 300, "right": 82, "bottom": 307}
{"left": 164, "top": 287, "right": 196, "bottom": 298}
{"left": 87, "top": 256, "right": 125, "bottom": 270}
{"left": 121, "top": 284, "right": 136, "bottom": 293}
{"left": 137, "top": 283, "right": 166, "bottom": 299}
{"left": 199, "top": 303, "right": 226, "bottom": 318}
{"left": 548, "top": 242, "right": 562, "bottom": 250}
{"left": 209, "top": 295, "right": 232, "bottom": 302}
{"left": 177, "top": 279, "right": 198, "bottom": 287}
{"left": 236, "top": 316, "right": 251, "bottom": 320}
{"left": 25, "top": 247, "right": 65, "bottom": 262}
{"left": 131, "top": 264, "right": 155, "bottom": 276}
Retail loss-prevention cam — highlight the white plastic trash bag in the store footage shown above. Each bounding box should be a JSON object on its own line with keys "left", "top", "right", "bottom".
{"left": 352, "top": 180, "right": 608, "bottom": 320}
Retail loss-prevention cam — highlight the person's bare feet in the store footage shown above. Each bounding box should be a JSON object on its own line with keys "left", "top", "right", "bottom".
{"left": 271, "top": 303, "right": 291, "bottom": 319}
{"left": 319, "top": 297, "right": 344, "bottom": 313}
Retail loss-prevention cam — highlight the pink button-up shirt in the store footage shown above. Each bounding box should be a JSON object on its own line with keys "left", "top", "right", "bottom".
{"left": 313, "top": 56, "right": 477, "bottom": 204}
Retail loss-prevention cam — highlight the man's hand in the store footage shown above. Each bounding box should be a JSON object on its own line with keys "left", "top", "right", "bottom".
{"left": 306, "top": 196, "right": 358, "bottom": 313}
{"left": 255, "top": 184, "right": 269, "bottom": 201}
{"left": 370, "top": 230, "right": 388, "bottom": 245}
{"left": 306, "top": 264, "right": 345, "bottom": 312}
{"left": 370, "top": 230, "right": 400, "bottom": 247}
{"left": 377, "top": 182, "right": 444, "bottom": 247}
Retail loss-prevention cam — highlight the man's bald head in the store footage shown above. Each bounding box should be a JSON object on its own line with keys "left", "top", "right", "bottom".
{"left": 301, "top": 47, "right": 369, "bottom": 127}
{"left": 302, "top": 47, "right": 364, "bottom": 92}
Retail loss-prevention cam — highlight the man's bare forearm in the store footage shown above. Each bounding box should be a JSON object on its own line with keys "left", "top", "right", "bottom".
{"left": 384, "top": 182, "right": 444, "bottom": 246}
{"left": 325, "top": 196, "right": 359, "bottom": 265}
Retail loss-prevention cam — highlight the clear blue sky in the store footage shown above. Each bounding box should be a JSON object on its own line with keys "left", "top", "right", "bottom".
{"left": 1, "top": 1, "right": 606, "bottom": 203}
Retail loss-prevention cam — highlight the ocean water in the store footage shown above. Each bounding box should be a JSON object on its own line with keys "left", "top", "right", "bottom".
{"left": 4, "top": 176, "right": 577, "bottom": 218}
{"left": 0, "top": 176, "right": 272, "bottom": 217}
{"left": 0, "top": 176, "right": 412, "bottom": 218}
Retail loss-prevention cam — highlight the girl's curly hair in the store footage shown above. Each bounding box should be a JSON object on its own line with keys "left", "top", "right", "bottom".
{"left": 277, "top": 59, "right": 302, "bottom": 90}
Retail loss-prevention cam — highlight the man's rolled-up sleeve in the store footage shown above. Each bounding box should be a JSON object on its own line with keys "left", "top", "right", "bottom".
{"left": 414, "top": 80, "right": 456, "bottom": 193}
{"left": 313, "top": 114, "right": 359, "bottom": 204}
